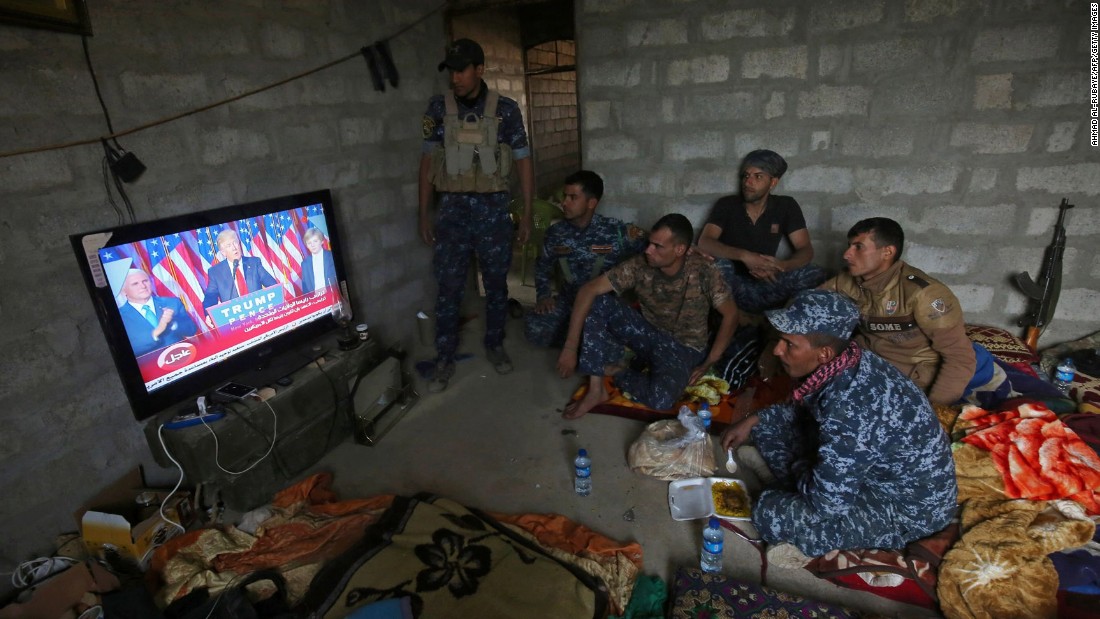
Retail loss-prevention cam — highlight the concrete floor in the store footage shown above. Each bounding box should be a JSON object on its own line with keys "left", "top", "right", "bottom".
{"left": 308, "top": 266, "right": 940, "bottom": 618}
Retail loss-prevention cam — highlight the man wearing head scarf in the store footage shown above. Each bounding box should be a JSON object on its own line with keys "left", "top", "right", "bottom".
{"left": 698, "top": 149, "right": 825, "bottom": 313}
{"left": 719, "top": 289, "right": 957, "bottom": 568}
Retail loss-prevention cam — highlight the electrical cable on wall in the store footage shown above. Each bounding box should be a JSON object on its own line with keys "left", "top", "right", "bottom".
{"left": 0, "top": 2, "right": 441, "bottom": 162}
{"left": 84, "top": 35, "right": 142, "bottom": 222}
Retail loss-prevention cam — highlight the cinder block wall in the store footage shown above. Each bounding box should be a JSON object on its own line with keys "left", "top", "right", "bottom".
{"left": 0, "top": 0, "right": 443, "bottom": 568}
{"left": 529, "top": 41, "right": 581, "bottom": 198}
{"left": 578, "top": 0, "right": 1098, "bottom": 343}
{"left": 452, "top": 10, "right": 528, "bottom": 128}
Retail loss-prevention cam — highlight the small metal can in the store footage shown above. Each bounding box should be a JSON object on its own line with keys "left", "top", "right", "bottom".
{"left": 356, "top": 323, "right": 370, "bottom": 341}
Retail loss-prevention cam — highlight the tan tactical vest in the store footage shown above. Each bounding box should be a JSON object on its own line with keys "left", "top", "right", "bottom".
{"left": 430, "top": 90, "right": 513, "bottom": 193}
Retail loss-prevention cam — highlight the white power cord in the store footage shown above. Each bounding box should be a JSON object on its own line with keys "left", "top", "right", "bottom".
{"left": 156, "top": 424, "right": 190, "bottom": 534}
{"left": 9, "top": 556, "right": 78, "bottom": 588}
{"left": 203, "top": 395, "right": 278, "bottom": 475}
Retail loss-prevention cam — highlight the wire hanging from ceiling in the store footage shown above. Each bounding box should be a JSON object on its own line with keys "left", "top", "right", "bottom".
{"left": 0, "top": 1, "right": 443, "bottom": 161}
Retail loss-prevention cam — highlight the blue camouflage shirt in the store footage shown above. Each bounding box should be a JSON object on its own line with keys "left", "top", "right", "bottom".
{"left": 535, "top": 214, "right": 647, "bottom": 301}
{"left": 752, "top": 346, "right": 957, "bottom": 535}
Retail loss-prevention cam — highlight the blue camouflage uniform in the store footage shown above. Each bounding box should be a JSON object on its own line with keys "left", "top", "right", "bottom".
{"left": 578, "top": 254, "right": 731, "bottom": 409}
{"left": 750, "top": 343, "right": 958, "bottom": 556}
{"left": 714, "top": 259, "right": 827, "bottom": 314}
{"left": 422, "top": 86, "right": 531, "bottom": 363}
{"left": 524, "top": 214, "right": 646, "bottom": 347}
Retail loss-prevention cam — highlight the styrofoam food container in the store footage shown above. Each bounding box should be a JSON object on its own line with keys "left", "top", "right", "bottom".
{"left": 667, "top": 477, "right": 751, "bottom": 521}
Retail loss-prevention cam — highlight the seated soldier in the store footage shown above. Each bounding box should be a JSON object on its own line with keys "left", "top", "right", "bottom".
{"left": 525, "top": 170, "right": 646, "bottom": 347}
{"left": 697, "top": 149, "right": 826, "bottom": 314}
{"left": 820, "top": 217, "right": 1019, "bottom": 406}
{"left": 557, "top": 214, "right": 738, "bottom": 419}
{"left": 720, "top": 289, "right": 957, "bottom": 567}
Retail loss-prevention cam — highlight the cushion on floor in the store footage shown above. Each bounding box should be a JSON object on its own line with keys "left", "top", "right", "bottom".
{"left": 804, "top": 523, "right": 960, "bottom": 612}
{"left": 965, "top": 324, "right": 1039, "bottom": 366}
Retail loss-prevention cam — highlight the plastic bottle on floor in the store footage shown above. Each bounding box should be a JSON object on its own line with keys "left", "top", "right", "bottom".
{"left": 698, "top": 403, "right": 712, "bottom": 431}
{"left": 700, "top": 516, "right": 723, "bottom": 573}
{"left": 574, "top": 449, "right": 591, "bottom": 497}
{"left": 1054, "top": 357, "right": 1076, "bottom": 395}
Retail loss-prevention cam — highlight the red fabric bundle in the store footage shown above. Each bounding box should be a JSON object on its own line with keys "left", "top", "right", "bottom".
{"left": 959, "top": 402, "right": 1100, "bottom": 512}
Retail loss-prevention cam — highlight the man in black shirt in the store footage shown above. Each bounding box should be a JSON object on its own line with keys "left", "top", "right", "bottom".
{"left": 697, "top": 149, "right": 825, "bottom": 313}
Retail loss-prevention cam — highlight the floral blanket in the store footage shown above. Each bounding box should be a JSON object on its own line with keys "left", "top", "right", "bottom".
{"left": 955, "top": 401, "right": 1100, "bottom": 512}
{"left": 299, "top": 493, "right": 611, "bottom": 618}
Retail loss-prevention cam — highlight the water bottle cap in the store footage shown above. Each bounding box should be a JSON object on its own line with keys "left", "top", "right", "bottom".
{"left": 578, "top": 448, "right": 587, "bottom": 457}
{"left": 700, "top": 402, "right": 710, "bottom": 411}
{"left": 708, "top": 516, "right": 720, "bottom": 528}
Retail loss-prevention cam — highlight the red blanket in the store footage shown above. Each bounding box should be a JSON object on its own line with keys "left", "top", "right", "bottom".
{"left": 958, "top": 402, "right": 1100, "bottom": 512}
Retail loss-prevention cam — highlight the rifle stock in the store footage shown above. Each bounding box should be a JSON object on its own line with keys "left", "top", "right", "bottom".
{"left": 1015, "top": 198, "right": 1073, "bottom": 352}
{"left": 1024, "top": 326, "right": 1041, "bottom": 353}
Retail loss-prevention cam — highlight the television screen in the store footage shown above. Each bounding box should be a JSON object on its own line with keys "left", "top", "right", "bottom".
{"left": 71, "top": 189, "right": 350, "bottom": 421}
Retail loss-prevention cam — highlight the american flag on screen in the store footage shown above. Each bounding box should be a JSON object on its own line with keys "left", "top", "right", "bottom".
{"left": 145, "top": 233, "right": 205, "bottom": 320}
{"left": 259, "top": 212, "right": 303, "bottom": 297}
{"left": 189, "top": 226, "right": 221, "bottom": 270}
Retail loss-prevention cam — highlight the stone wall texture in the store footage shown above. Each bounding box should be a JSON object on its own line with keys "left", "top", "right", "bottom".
{"left": 0, "top": 0, "right": 444, "bottom": 570}
{"left": 577, "top": 0, "right": 1099, "bottom": 344}
{"left": 528, "top": 40, "right": 581, "bottom": 198}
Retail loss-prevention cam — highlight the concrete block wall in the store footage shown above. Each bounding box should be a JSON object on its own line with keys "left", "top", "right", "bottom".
{"left": 529, "top": 41, "right": 581, "bottom": 198}
{"left": 0, "top": 0, "right": 442, "bottom": 568}
{"left": 451, "top": 10, "right": 528, "bottom": 130}
{"left": 578, "top": 0, "right": 1099, "bottom": 344}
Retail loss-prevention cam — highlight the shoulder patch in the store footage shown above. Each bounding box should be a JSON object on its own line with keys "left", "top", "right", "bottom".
{"left": 930, "top": 298, "right": 947, "bottom": 314}
{"left": 422, "top": 115, "right": 435, "bottom": 139}
{"left": 625, "top": 224, "right": 645, "bottom": 240}
{"left": 906, "top": 274, "right": 930, "bottom": 288}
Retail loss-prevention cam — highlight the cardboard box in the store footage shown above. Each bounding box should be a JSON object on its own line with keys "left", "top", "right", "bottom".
{"left": 74, "top": 467, "right": 194, "bottom": 569}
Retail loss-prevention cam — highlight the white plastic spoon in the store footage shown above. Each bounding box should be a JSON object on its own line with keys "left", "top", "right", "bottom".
{"left": 725, "top": 447, "right": 738, "bottom": 473}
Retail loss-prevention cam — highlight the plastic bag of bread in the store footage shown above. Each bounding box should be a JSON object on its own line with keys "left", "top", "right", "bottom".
{"left": 627, "top": 406, "right": 716, "bottom": 480}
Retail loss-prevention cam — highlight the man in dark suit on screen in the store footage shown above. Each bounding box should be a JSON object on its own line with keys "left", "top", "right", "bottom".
{"left": 202, "top": 228, "right": 278, "bottom": 328}
{"left": 119, "top": 269, "right": 197, "bottom": 357}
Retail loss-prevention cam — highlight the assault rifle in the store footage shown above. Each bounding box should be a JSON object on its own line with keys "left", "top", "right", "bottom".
{"left": 1014, "top": 198, "right": 1074, "bottom": 352}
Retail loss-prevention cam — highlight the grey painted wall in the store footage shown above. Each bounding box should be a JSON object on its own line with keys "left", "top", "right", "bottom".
{"left": 0, "top": 0, "right": 443, "bottom": 567}
{"left": 576, "top": 0, "right": 1099, "bottom": 344}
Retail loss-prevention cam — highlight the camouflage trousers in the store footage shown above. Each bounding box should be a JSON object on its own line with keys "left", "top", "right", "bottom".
{"left": 433, "top": 193, "right": 513, "bottom": 363}
{"left": 523, "top": 290, "right": 578, "bottom": 348}
{"left": 749, "top": 406, "right": 930, "bottom": 556}
{"left": 578, "top": 295, "right": 704, "bottom": 410}
{"left": 714, "top": 259, "right": 826, "bottom": 314}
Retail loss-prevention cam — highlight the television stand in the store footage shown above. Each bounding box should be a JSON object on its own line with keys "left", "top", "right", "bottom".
{"left": 144, "top": 334, "right": 404, "bottom": 511}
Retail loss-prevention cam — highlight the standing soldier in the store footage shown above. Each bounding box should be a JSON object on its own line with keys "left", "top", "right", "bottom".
{"left": 418, "top": 38, "right": 534, "bottom": 393}
{"left": 525, "top": 170, "right": 647, "bottom": 348}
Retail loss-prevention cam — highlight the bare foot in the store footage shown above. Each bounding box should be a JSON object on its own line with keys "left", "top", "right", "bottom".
{"left": 563, "top": 377, "right": 609, "bottom": 420}
{"left": 603, "top": 360, "right": 628, "bottom": 377}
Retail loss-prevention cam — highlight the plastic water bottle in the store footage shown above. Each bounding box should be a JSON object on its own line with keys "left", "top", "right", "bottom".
{"left": 698, "top": 403, "right": 712, "bottom": 431}
{"left": 700, "top": 516, "right": 724, "bottom": 573}
{"left": 1054, "top": 357, "right": 1077, "bottom": 395}
{"left": 574, "top": 449, "right": 591, "bottom": 496}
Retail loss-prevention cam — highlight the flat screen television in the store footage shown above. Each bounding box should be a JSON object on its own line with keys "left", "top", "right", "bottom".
{"left": 71, "top": 189, "right": 351, "bottom": 421}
